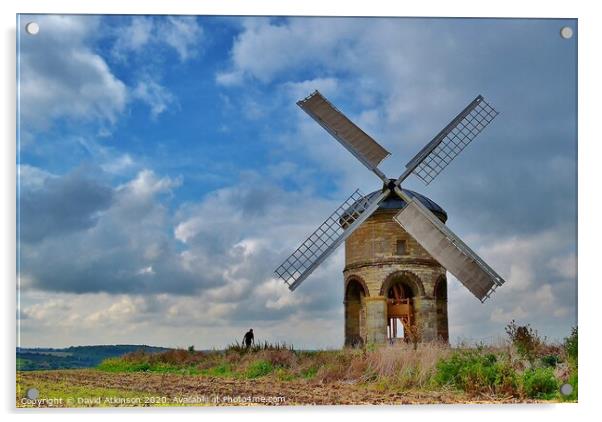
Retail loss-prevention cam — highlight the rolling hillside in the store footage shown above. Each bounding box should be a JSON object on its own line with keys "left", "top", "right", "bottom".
{"left": 17, "top": 345, "right": 170, "bottom": 370}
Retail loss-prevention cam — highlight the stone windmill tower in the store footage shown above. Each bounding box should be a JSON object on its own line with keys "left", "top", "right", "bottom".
{"left": 343, "top": 187, "right": 449, "bottom": 345}
{"left": 275, "top": 91, "right": 506, "bottom": 346}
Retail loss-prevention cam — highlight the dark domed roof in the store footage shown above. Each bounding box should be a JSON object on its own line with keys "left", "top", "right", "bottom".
{"left": 361, "top": 188, "right": 447, "bottom": 223}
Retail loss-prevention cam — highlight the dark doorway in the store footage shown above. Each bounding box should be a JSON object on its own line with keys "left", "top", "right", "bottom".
{"left": 344, "top": 279, "right": 366, "bottom": 347}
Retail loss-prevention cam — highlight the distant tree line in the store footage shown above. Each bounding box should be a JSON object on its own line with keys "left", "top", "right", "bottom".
{"left": 17, "top": 345, "right": 170, "bottom": 371}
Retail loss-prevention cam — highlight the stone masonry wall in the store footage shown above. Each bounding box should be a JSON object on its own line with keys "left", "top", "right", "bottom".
{"left": 343, "top": 209, "right": 449, "bottom": 344}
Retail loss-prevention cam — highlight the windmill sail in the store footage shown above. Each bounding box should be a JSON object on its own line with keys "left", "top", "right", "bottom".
{"left": 393, "top": 199, "right": 505, "bottom": 302}
{"left": 403, "top": 95, "right": 498, "bottom": 185}
{"left": 297, "top": 91, "right": 390, "bottom": 180}
{"left": 279, "top": 90, "right": 506, "bottom": 300}
{"left": 274, "top": 189, "right": 389, "bottom": 291}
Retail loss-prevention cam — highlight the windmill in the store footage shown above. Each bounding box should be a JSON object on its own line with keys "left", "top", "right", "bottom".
{"left": 273, "top": 91, "right": 505, "bottom": 343}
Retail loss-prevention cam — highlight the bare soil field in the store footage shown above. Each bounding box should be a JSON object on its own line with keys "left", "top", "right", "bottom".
{"left": 17, "top": 369, "right": 543, "bottom": 407}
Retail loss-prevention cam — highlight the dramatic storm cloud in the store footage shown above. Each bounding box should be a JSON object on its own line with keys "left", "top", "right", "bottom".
{"left": 17, "top": 15, "right": 576, "bottom": 348}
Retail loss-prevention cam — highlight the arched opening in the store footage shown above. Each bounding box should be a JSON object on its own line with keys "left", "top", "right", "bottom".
{"left": 434, "top": 276, "right": 449, "bottom": 342}
{"left": 383, "top": 275, "right": 419, "bottom": 343}
{"left": 344, "top": 278, "right": 367, "bottom": 347}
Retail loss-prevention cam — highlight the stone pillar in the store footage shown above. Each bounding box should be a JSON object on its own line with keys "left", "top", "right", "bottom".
{"left": 418, "top": 297, "right": 437, "bottom": 342}
{"left": 436, "top": 298, "right": 449, "bottom": 343}
{"left": 365, "top": 297, "right": 387, "bottom": 345}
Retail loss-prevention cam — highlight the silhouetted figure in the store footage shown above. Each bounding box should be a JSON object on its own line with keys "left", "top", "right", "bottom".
{"left": 243, "top": 328, "right": 254, "bottom": 349}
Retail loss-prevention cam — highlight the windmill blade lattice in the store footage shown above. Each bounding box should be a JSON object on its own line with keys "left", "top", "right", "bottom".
{"left": 404, "top": 95, "right": 499, "bottom": 185}
{"left": 274, "top": 189, "right": 388, "bottom": 291}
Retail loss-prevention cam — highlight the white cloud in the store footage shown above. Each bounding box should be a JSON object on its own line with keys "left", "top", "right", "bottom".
{"left": 109, "top": 16, "right": 201, "bottom": 118}
{"left": 534, "top": 283, "right": 555, "bottom": 306}
{"left": 259, "top": 279, "right": 308, "bottom": 310}
{"left": 18, "top": 165, "right": 577, "bottom": 347}
{"left": 507, "top": 263, "right": 535, "bottom": 292}
{"left": 490, "top": 306, "right": 528, "bottom": 323}
{"left": 137, "top": 266, "right": 155, "bottom": 276}
{"left": 74, "top": 136, "right": 137, "bottom": 176}
{"left": 86, "top": 296, "right": 142, "bottom": 324}
{"left": 120, "top": 169, "right": 181, "bottom": 198}
{"left": 448, "top": 226, "right": 577, "bottom": 343}
{"left": 215, "top": 71, "right": 243, "bottom": 87}
{"left": 158, "top": 17, "right": 203, "bottom": 61}
{"left": 18, "top": 165, "right": 57, "bottom": 190}
{"left": 111, "top": 16, "right": 154, "bottom": 56}
{"left": 112, "top": 16, "right": 202, "bottom": 62}
{"left": 23, "top": 298, "right": 70, "bottom": 322}
{"left": 18, "top": 289, "right": 342, "bottom": 349}
{"left": 100, "top": 154, "right": 135, "bottom": 175}
{"left": 216, "top": 18, "right": 462, "bottom": 120}
{"left": 20, "top": 15, "right": 127, "bottom": 130}
{"left": 218, "top": 18, "right": 354, "bottom": 84}
{"left": 18, "top": 167, "right": 348, "bottom": 347}
{"left": 19, "top": 15, "right": 203, "bottom": 131}
{"left": 548, "top": 253, "right": 577, "bottom": 279}
{"left": 132, "top": 78, "right": 177, "bottom": 118}
{"left": 213, "top": 18, "right": 481, "bottom": 197}
{"left": 280, "top": 78, "right": 339, "bottom": 100}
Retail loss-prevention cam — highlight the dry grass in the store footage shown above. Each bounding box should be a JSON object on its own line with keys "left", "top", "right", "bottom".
{"left": 99, "top": 331, "right": 576, "bottom": 401}
{"left": 362, "top": 342, "right": 451, "bottom": 387}
{"left": 113, "top": 342, "right": 451, "bottom": 388}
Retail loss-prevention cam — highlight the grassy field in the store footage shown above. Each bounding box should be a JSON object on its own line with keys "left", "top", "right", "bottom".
{"left": 17, "top": 372, "right": 162, "bottom": 408}
{"left": 16, "top": 323, "right": 577, "bottom": 408}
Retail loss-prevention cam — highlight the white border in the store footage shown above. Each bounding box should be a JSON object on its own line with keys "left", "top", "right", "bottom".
{"left": 2, "top": 1, "right": 600, "bottom": 421}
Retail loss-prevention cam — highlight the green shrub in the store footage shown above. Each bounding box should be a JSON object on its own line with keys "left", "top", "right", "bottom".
{"left": 494, "top": 360, "right": 520, "bottom": 395}
{"left": 435, "top": 350, "right": 518, "bottom": 396}
{"left": 98, "top": 358, "right": 151, "bottom": 372}
{"left": 202, "top": 363, "right": 232, "bottom": 377}
{"left": 245, "top": 360, "right": 274, "bottom": 378}
{"left": 301, "top": 366, "right": 318, "bottom": 379}
{"left": 97, "top": 357, "right": 200, "bottom": 374}
{"left": 505, "top": 320, "right": 542, "bottom": 363}
{"left": 522, "top": 367, "right": 558, "bottom": 399}
{"left": 150, "top": 362, "right": 199, "bottom": 374}
{"left": 435, "top": 351, "right": 494, "bottom": 386}
{"left": 275, "top": 368, "right": 295, "bottom": 381}
{"left": 540, "top": 354, "right": 561, "bottom": 368}
{"left": 564, "top": 327, "right": 578, "bottom": 366}
{"left": 560, "top": 371, "right": 578, "bottom": 402}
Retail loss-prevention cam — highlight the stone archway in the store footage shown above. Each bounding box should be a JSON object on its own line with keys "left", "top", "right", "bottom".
{"left": 380, "top": 270, "right": 425, "bottom": 297}
{"left": 344, "top": 277, "right": 367, "bottom": 347}
{"left": 380, "top": 271, "right": 424, "bottom": 342}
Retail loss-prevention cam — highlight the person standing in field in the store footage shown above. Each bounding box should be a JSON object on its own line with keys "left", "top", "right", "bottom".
{"left": 243, "top": 328, "right": 254, "bottom": 349}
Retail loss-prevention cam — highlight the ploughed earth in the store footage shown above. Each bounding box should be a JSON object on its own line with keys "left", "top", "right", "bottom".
{"left": 17, "top": 370, "right": 540, "bottom": 407}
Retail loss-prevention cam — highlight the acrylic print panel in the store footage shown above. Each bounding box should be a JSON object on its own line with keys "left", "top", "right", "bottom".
{"left": 16, "top": 14, "right": 578, "bottom": 407}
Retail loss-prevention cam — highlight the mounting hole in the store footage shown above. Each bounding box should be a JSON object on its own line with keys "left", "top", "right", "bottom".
{"left": 26, "top": 388, "right": 39, "bottom": 400}
{"left": 560, "top": 383, "right": 574, "bottom": 396}
{"left": 560, "top": 26, "right": 573, "bottom": 39}
{"left": 25, "top": 22, "right": 39, "bottom": 35}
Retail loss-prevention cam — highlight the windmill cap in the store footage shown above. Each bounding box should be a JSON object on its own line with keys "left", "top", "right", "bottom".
{"left": 345, "top": 188, "right": 448, "bottom": 223}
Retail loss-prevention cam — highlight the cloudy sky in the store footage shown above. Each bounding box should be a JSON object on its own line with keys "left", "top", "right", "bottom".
{"left": 17, "top": 15, "right": 577, "bottom": 349}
